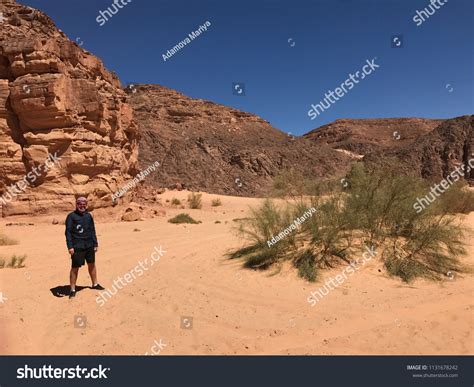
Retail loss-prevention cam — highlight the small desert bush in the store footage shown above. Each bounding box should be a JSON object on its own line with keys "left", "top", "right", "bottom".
{"left": 0, "top": 254, "right": 26, "bottom": 269}
{"left": 296, "top": 196, "right": 354, "bottom": 277}
{"left": 286, "top": 195, "right": 354, "bottom": 281}
{"left": 272, "top": 169, "right": 310, "bottom": 198}
{"left": 383, "top": 253, "right": 427, "bottom": 283}
{"left": 437, "top": 182, "right": 474, "bottom": 214}
{"left": 211, "top": 198, "right": 222, "bottom": 207}
{"left": 342, "top": 162, "right": 466, "bottom": 281}
{"left": 231, "top": 197, "right": 352, "bottom": 281}
{"left": 187, "top": 192, "right": 202, "bottom": 209}
{"left": 344, "top": 162, "right": 430, "bottom": 243}
{"left": 168, "top": 213, "right": 200, "bottom": 224}
{"left": 0, "top": 233, "right": 18, "bottom": 246}
{"left": 294, "top": 249, "right": 319, "bottom": 282}
{"left": 271, "top": 169, "right": 339, "bottom": 198}
{"left": 171, "top": 198, "right": 181, "bottom": 206}
{"left": 232, "top": 217, "right": 251, "bottom": 222}
{"left": 229, "top": 199, "right": 298, "bottom": 269}
{"left": 381, "top": 214, "right": 466, "bottom": 282}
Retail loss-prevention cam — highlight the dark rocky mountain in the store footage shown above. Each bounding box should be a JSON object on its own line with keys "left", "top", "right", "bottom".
{"left": 129, "top": 84, "right": 353, "bottom": 196}
{"left": 365, "top": 115, "right": 473, "bottom": 184}
{"left": 304, "top": 118, "right": 443, "bottom": 156}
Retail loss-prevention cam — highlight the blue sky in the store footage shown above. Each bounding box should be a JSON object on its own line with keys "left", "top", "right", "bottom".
{"left": 21, "top": 0, "right": 473, "bottom": 135}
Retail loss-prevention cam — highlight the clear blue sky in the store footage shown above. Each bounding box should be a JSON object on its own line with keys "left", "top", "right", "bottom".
{"left": 21, "top": 0, "right": 473, "bottom": 135}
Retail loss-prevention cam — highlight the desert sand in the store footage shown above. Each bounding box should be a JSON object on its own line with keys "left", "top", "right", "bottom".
{"left": 0, "top": 191, "right": 472, "bottom": 355}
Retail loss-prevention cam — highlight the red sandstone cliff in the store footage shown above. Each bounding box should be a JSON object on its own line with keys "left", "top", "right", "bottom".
{"left": 0, "top": 0, "right": 139, "bottom": 216}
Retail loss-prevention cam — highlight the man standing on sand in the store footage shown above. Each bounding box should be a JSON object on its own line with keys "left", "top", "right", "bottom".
{"left": 65, "top": 197, "right": 105, "bottom": 299}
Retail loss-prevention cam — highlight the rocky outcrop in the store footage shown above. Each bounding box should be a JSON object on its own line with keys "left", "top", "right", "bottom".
{"left": 307, "top": 116, "right": 473, "bottom": 185}
{"left": 130, "top": 84, "right": 353, "bottom": 196}
{"left": 0, "top": 0, "right": 139, "bottom": 216}
{"left": 304, "top": 118, "right": 443, "bottom": 156}
{"left": 365, "top": 115, "right": 474, "bottom": 184}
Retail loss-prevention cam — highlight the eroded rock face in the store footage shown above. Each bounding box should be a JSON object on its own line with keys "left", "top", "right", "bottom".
{"left": 365, "top": 115, "right": 474, "bottom": 184}
{"left": 304, "top": 118, "right": 443, "bottom": 156}
{"left": 0, "top": 0, "right": 139, "bottom": 216}
{"left": 130, "top": 84, "right": 353, "bottom": 196}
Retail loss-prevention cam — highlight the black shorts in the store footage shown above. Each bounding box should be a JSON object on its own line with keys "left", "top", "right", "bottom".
{"left": 71, "top": 247, "right": 95, "bottom": 268}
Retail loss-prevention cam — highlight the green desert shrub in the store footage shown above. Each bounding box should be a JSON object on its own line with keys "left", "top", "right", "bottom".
{"left": 343, "top": 162, "right": 467, "bottom": 281}
{"left": 229, "top": 199, "right": 297, "bottom": 269}
{"left": 232, "top": 218, "right": 251, "bottom": 222}
{"left": 211, "top": 198, "right": 222, "bottom": 207}
{"left": 0, "top": 233, "right": 18, "bottom": 246}
{"left": 344, "top": 162, "right": 430, "bottom": 243}
{"left": 436, "top": 182, "right": 474, "bottom": 215}
{"left": 168, "top": 213, "right": 200, "bottom": 224}
{"left": 305, "top": 196, "right": 353, "bottom": 266}
{"left": 383, "top": 252, "right": 428, "bottom": 283}
{"left": 270, "top": 169, "right": 342, "bottom": 200}
{"left": 381, "top": 215, "right": 466, "bottom": 282}
{"left": 271, "top": 169, "right": 339, "bottom": 198}
{"left": 230, "top": 197, "right": 349, "bottom": 280}
{"left": 171, "top": 198, "right": 181, "bottom": 206}
{"left": 294, "top": 249, "right": 319, "bottom": 282}
{"left": 272, "top": 169, "right": 310, "bottom": 198}
{"left": 231, "top": 160, "right": 469, "bottom": 283}
{"left": 187, "top": 192, "right": 202, "bottom": 209}
{"left": 286, "top": 196, "right": 354, "bottom": 282}
{"left": 0, "top": 254, "right": 26, "bottom": 269}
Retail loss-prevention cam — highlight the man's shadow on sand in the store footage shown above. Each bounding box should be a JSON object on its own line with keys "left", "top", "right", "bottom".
{"left": 50, "top": 285, "right": 88, "bottom": 298}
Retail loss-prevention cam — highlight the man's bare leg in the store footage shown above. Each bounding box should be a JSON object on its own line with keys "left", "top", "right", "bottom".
{"left": 88, "top": 263, "right": 98, "bottom": 287}
{"left": 70, "top": 267, "right": 79, "bottom": 292}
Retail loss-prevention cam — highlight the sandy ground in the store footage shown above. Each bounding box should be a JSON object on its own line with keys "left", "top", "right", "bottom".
{"left": 0, "top": 191, "right": 473, "bottom": 355}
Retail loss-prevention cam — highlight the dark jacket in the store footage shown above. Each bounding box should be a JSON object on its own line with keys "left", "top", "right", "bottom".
{"left": 65, "top": 210, "right": 98, "bottom": 249}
